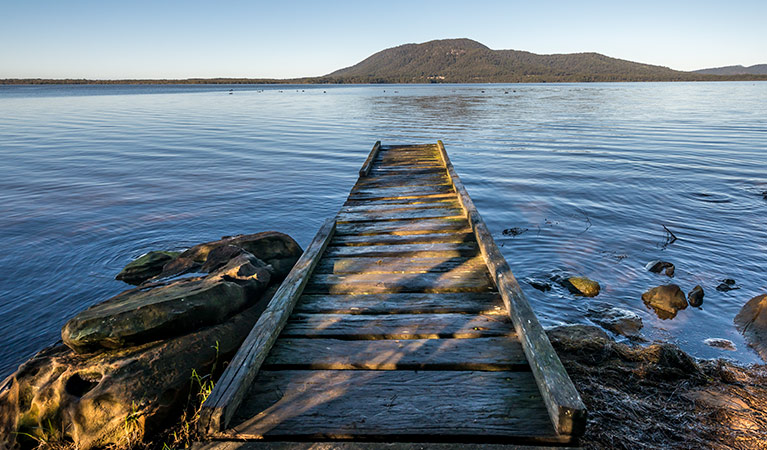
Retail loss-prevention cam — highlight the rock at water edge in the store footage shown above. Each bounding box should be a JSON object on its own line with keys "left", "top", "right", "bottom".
{"left": 734, "top": 294, "right": 767, "bottom": 362}
{"left": 115, "top": 251, "right": 180, "bottom": 285}
{"left": 642, "top": 284, "right": 688, "bottom": 319}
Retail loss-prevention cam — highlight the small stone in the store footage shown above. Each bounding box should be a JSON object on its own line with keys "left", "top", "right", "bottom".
{"left": 703, "top": 338, "right": 736, "bottom": 351}
{"left": 646, "top": 260, "right": 675, "bottom": 277}
{"left": 688, "top": 285, "right": 704, "bottom": 307}
{"left": 642, "top": 284, "right": 688, "bottom": 319}
{"left": 564, "top": 277, "right": 601, "bottom": 297}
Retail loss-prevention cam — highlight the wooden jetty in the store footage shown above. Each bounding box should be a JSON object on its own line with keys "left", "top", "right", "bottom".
{"left": 196, "top": 141, "right": 586, "bottom": 448}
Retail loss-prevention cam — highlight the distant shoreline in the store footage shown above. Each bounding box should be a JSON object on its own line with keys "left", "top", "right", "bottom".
{"left": 3, "top": 75, "right": 767, "bottom": 85}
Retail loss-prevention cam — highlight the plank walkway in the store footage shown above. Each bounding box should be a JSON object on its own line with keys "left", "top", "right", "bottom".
{"left": 196, "top": 142, "right": 585, "bottom": 448}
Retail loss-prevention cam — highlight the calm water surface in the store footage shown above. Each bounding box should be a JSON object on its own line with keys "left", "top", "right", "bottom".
{"left": 1, "top": 82, "right": 766, "bottom": 376}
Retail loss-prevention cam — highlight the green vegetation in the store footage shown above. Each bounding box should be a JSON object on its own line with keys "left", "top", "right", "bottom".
{"left": 3, "top": 38, "right": 766, "bottom": 84}
{"left": 324, "top": 38, "right": 767, "bottom": 83}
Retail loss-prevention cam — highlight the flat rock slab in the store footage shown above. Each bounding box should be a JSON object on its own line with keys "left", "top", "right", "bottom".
{"left": 62, "top": 255, "right": 271, "bottom": 353}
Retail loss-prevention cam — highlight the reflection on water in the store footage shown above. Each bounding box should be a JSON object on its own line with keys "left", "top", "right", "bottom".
{"left": 1, "top": 82, "right": 766, "bottom": 376}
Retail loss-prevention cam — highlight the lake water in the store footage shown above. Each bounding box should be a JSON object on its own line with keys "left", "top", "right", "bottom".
{"left": 1, "top": 82, "right": 766, "bottom": 377}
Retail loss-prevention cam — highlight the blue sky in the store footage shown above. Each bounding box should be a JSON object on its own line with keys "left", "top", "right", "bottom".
{"left": 2, "top": 0, "right": 765, "bottom": 79}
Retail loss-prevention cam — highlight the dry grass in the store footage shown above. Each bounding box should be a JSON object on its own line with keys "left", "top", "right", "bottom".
{"left": 548, "top": 325, "right": 767, "bottom": 449}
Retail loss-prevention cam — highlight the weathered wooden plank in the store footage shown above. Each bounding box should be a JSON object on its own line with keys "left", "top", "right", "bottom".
{"left": 263, "top": 337, "right": 527, "bottom": 371}
{"left": 437, "top": 140, "right": 586, "bottom": 437}
{"left": 322, "top": 242, "right": 478, "bottom": 258}
{"left": 281, "top": 313, "right": 509, "bottom": 339}
{"left": 334, "top": 218, "right": 470, "bottom": 236}
{"left": 353, "top": 178, "right": 451, "bottom": 189}
{"left": 314, "top": 255, "right": 486, "bottom": 274}
{"left": 343, "top": 194, "right": 457, "bottom": 207}
{"left": 331, "top": 231, "right": 474, "bottom": 246}
{"left": 336, "top": 208, "right": 464, "bottom": 223}
{"left": 348, "top": 185, "right": 455, "bottom": 199}
{"left": 340, "top": 200, "right": 462, "bottom": 214}
{"left": 197, "top": 219, "right": 336, "bottom": 434}
{"left": 372, "top": 158, "right": 442, "bottom": 166}
{"left": 194, "top": 442, "right": 564, "bottom": 450}
{"left": 294, "top": 292, "right": 506, "bottom": 314}
{"left": 304, "top": 270, "right": 494, "bottom": 294}
{"left": 228, "top": 370, "right": 559, "bottom": 441}
{"left": 358, "top": 141, "right": 381, "bottom": 177}
{"left": 377, "top": 148, "right": 438, "bottom": 155}
{"left": 372, "top": 162, "right": 442, "bottom": 169}
{"left": 368, "top": 167, "right": 446, "bottom": 175}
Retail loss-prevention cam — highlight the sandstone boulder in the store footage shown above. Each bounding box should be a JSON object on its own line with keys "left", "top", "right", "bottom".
{"left": 642, "top": 284, "right": 688, "bottom": 319}
{"left": 564, "top": 276, "right": 601, "bottom": 297}
{"left": 115, "top": 251, "right": 180, "bottom": 285}
{"left": 156, "top": 231, "right": 302, "bottom": 280}
{"left": 0, "top": 295, "right": 272, "bottom": 450}
{"left": 734, "top": 294, "right": 767, "bottom": 362}
{"left": 62, "top": 253, "right": 271, "bottom": 353}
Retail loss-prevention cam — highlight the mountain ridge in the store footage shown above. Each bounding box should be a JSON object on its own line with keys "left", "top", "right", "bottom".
{"left": 693, "top": 64, "right": 767, "bottom": 75}
{"left": 319, "top": 38, "right": 767, "bottom": 83}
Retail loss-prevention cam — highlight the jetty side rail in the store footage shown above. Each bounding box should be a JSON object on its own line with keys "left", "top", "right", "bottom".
{"left": 198, "top": 218, "right": 337, "bottom": 434}
{"left": 437, "top": 140, "right": 586, "bottom": 436}
{"left": 358, "top": 140, "right": 382, "bottom": 177}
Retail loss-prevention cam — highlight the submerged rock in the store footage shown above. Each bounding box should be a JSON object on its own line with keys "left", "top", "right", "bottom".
{"left": 502, "top": 227, "right": 528, "bottom": 237}
{"left": 0, "top": 294, "right": 274, "bottom": 450}
{"left": 688, "top": 285, "right": 705, "bottom": 307}
{"left": 155, "top": 231, "right": 302, "bottom": 280}
{"left": 646, "top": 260, "right": 675, "bottom": 277}
{"left": 734, "top": 294, "right": 767, "bottom": 361}
{"left": 564, "top": 276, "right": 601, "bottom": 297}
{"left": 703, "top": 338, "right": 736, "bottom": 351}
{"left": 526, "top": 279, "right": 552, "bottom": 292}
{"left": 62, "top": 252, "right": 271, "bottom": 353}
{"left": 115, "top": 251, "right": 180, "bottom": 285}
{"left": 716, "top": 278, "right": 740, "bottom": 292}
{"left": 588, "top": 306, "right": 643, "bottom": 337}
{"left": 642, "top": 284, "right": 688, "bottom": 319}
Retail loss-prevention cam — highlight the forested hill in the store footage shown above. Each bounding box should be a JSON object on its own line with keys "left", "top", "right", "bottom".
{"left": 319, "top": 38, "right": 764, "bottom": 83}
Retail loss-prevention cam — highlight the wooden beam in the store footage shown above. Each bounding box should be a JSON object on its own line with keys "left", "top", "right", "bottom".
{"left": 197, "top": 218, "right": 336, "bottom": 434}
{"left": 437, "top": 140, "right": 587, "bottom": 437}
{"left": 358, "top": 140, "right": 382, "bottom": 177}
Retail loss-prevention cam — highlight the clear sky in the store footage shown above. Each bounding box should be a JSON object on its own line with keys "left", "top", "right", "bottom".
{"left": 2, "top": 0, "right": 765, "bottom": 79}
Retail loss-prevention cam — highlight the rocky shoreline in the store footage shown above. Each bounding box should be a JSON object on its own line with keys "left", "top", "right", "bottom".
{"left": 1, "top": 231, "right": 766, "bottom": 449}
{"left": 0, "top": 231, "right": 303, "bottom": 449}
